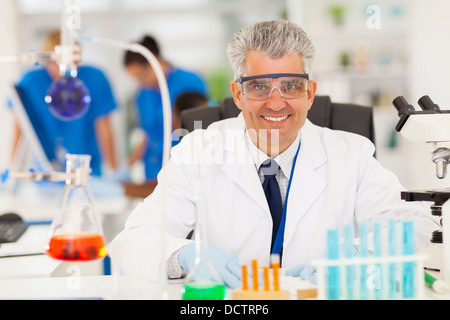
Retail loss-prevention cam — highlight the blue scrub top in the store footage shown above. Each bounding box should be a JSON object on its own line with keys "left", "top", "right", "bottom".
{"left": 15, "top": 65, "right": 117, "bottom": 176}
{"left": 135, "top": 67, "right": 207, "bottom": 179}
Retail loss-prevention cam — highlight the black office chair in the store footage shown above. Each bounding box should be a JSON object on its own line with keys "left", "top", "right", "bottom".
{"left": 180, "top": 95, "right": 375, "bottom": 145}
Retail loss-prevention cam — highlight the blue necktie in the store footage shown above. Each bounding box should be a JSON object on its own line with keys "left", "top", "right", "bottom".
{"left": 260, "top": 159, "right": 283, "bottom": 253}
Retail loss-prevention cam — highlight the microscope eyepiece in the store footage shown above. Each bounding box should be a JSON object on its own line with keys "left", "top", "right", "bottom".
{"left": 418, "top": 95, "right": 440, "bottom": 111}
{"left": 392, "top": 96, "right": 415, "bottom": 118}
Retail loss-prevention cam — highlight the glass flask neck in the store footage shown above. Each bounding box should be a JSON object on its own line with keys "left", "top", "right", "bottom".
{"left": 65, "top": 154, "right": 91, "bottom": 186}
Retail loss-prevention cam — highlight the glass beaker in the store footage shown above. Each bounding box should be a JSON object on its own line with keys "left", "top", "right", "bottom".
{"left": 46, "top": 154, "right": 106, "bottom": 261}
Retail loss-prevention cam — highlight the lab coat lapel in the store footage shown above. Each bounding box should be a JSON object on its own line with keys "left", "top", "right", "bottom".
{"left": 221, "top": 115, "right": 268, "bottom": 212}
{"left": 283, "top": 120, "right": 327, "bottom": 246}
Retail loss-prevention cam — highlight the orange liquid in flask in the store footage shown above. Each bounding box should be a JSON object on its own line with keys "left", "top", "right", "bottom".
{"left": 46, "top": 233, "right": 106, "bottom": 261}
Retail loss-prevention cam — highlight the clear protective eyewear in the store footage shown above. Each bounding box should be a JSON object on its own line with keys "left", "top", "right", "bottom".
{"left": 238, "top": 73, "right": 309, "bottom": 101}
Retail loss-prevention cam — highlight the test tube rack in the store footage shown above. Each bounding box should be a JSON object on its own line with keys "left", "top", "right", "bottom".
{"left": 232, "top": 259, "right": 289, "bottom": 300}
{"left": 312, "top": 221, "right": 428, "bottom": 300}
{"left": 313, "top": 253, "right": 427, "bottom": 300}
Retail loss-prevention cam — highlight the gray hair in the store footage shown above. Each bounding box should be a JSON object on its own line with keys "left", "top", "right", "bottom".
{"left": 226, "top": 19, "right": 316, "bottom": 80}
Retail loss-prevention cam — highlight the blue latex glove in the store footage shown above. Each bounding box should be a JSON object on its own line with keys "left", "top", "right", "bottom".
{"left": 179, "top": 243, "right": 241, "bottom": 289}
{"left": 285, "top": 263, "right": 317, "bottom": 284}
{"left": 105, "top": 164, "right": 131, "bottom": 182}
{"left": 286, "top": 244, "right": 360, "bottom": 285}
{"left": 89, "top": 177, "right": 124, "bottom": 197}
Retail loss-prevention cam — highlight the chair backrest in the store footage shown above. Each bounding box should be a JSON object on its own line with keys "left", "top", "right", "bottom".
{"left": 180, "top": 95, "right": 375, "bottom": 144}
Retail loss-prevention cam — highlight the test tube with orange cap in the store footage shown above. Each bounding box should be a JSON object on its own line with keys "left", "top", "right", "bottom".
{"left": 241, "top": 265, "right": 248, "bottom": 290}
{"left": 271, "top": 254, "right": 281, "bottom": 291}
{"left": 252, "top": 259, "right": 258, "bottom": 290}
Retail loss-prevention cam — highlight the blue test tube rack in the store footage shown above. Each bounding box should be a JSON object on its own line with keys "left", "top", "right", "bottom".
{"left": 313, "top": 221, "right": 428, "bottom": 300}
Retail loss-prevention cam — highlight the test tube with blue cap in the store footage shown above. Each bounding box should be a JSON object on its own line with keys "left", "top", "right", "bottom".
{"left": 388, "top": 220, "right": 397, "bottom": 299}
{"left": 326, "top": 229, "right": 340, "bottom": 300}
{"left": 359, "top": 222, "right": 369, "bottom": 300}
{"left": 402, "top": 221, "right": 415, "bottom": 298}
{"left": 316, "top": 220, "right": 424, "bottom": 300}
{"left": 373, "top": 222, "right": 383, "bottom": 299}
{"left": 344, "top": 225, "right": 355, "bottom": 300}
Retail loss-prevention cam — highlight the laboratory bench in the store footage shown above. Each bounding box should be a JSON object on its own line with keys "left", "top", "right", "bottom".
{"left": 0, "top": 223, "right": 449, "bottom": 300}
{"left": 0, "top": 218, "right": 180, "bottom": 300}
{"left": 0, "top": 183, "right": 449, "bottom": 300}
{"left": 0, "top": 275, "right": 183, "bottom": 300}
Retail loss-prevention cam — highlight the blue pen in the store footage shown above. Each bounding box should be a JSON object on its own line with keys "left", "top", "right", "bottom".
{"left": 373, "top": 223, "right": 382, "bottom": 299}
{"left": 388, "top": 220, "right": 397, "bottom": 299}
{"left": 327, "top": 229, "right": 340, "bottom": 300}
{"left": 402, "top": 221, "right": 415, "bottom": 298}
{"left": 344, "top": 225, "right": 355, "bottom": 300}
{"left": 359, "top": 222, "right": 369, "bottom": 300}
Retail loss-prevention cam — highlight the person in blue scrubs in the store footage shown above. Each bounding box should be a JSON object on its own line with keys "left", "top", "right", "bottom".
{"left": 124, "top": 35, "right": 208, "bottom": 180}
{"left": 12, "top": 30, "right": 118, "bottom": 176}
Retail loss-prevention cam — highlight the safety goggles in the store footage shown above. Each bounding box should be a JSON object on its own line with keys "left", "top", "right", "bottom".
{"left": 238, "top": 73, "right": 309, "bottom": 100}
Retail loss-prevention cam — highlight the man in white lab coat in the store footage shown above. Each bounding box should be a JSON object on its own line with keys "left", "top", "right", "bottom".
{"left": 112, "top": 20, "right": 439, "bottom": 288}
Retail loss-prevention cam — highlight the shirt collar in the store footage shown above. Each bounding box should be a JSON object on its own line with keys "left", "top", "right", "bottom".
{"left": 245, "top": 129, "right": 301, "bottom": 179}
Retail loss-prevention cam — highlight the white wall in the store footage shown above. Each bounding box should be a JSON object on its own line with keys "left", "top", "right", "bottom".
{"left": 287, "top": 0, "right": 450, "bottom": 190}
{"left": 409, "top": 0, "right": 450, "bottom": 108}
{"left": 405, "top": 0, "right": 450, "bottom": 189}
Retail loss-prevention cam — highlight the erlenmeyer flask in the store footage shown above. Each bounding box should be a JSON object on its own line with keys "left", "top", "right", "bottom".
{"left": 182, "top": 179, "right": 226, "bottom": 300}
{"left": 182, "top": 241, "right": 226, "bottom": 300}
{"left": 46, "top": 154, "right": 106, "bottom": 261}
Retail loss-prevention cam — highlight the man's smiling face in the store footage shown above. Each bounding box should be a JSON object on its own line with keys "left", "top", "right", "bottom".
{"left": 231, "top": 51, "right": 317, "bottom": 156}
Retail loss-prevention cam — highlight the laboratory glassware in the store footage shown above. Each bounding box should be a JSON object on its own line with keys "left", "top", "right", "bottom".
{"left": 44, "top": 0, "right": 91, "bottom": 121}
{"left": 46, "top": 154, "right": 106, "bottom": 261}
{"left": 45, "top": 72, "right": 91, "bottom": 121}
{"left": 326, "top": 229, "right": 340, "bottom": 300}
{"left": 181, "top": 179, "right": 226, "bottom": 300}
{"left": 181, "top": 243, "right": 226, "bottom": 300}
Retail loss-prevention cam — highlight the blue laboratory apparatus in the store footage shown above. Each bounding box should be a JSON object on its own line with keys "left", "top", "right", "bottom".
{"left": 46, "top": 74, "right": 91, "bottom": 120}
{"left": 45, "top": 0, "right": 91, "bottom": 121}
{"left": 315, "top": 220, "right": 426, "bottom": 300}
{"left": 402, "top": 221, "right": 415, "bottom": 298}
{"left": 326, "top": 229, "right": 340, "bottom": 300}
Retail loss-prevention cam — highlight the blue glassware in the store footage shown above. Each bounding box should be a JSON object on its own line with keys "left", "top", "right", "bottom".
{"left": 45, "top": 74, "right": 91, "bottom": 121}
{"left": 402, "top": 221, "right": 415, "bottom": 298}
{"left": 327, "top": 229, "right": 340, "bottom": 300}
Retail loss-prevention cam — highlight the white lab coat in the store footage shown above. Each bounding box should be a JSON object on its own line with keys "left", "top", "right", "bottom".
{"left": 113, "top": 114, "right": 440, "bottom": 268}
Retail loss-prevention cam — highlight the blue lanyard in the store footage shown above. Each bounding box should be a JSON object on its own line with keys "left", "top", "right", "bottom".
{"left": 271, "top": 141, "right": 301, "bottom": 255}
